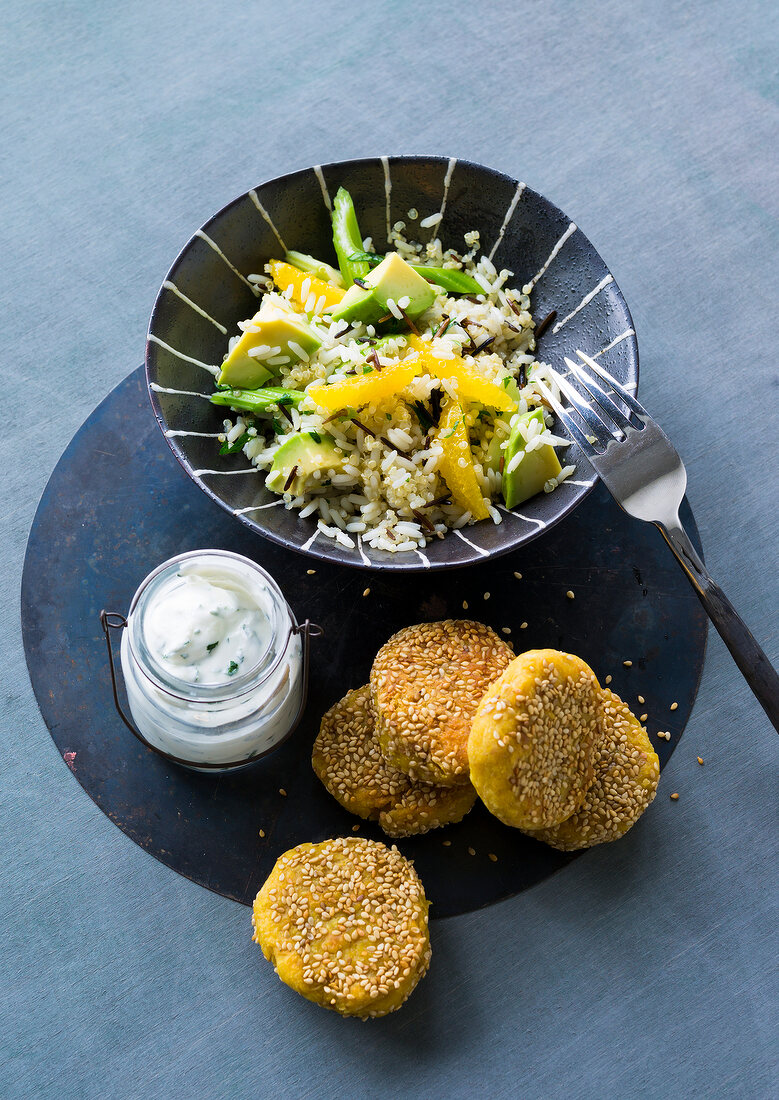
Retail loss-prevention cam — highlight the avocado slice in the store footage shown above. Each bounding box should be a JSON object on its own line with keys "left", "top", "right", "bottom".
{"left": 501, "top": 408, "right": 563, "bottom": 508}
{"left": 265, "top": 431, "right": 346, "bottom": 495}
{"left": 218, "top": 301, "right": 323, "bottom": 389}
{"left": 330, "top": 253, "right": 436, "bottom": 326}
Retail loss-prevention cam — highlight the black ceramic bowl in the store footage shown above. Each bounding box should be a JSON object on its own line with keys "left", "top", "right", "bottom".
{"left": 146, "top": 156, "right": 637, "bottom": 571}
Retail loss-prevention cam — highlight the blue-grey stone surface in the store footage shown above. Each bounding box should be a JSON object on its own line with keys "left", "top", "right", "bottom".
{"left": 1, "top": 1, "right": 777, "bottom": 1097}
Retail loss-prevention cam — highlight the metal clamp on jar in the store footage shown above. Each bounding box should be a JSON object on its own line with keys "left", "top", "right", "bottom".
{"left": 100, "top": 550, "right": 321, "bottom": 771}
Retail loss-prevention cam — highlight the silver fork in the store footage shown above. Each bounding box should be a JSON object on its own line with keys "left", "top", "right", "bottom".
{"left": 535, "top": 350, "right": 779, "bottom": 732}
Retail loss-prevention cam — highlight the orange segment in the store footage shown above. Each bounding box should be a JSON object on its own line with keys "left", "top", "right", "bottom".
{"left": 405, "top": 336, "right": 516, "bottom": 412}
{"left": 268, "top": 260, "right": 345, "bottom": 311}
{"left": 307, "top": 361, "right": 417, "bottom": 412}
{"left": 437, "top": 400, "right": 490, "bottom": 520}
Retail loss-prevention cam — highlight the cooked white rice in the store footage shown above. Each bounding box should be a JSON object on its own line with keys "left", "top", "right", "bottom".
{"left": 216, "top": 222, "right": 573, "bottom": 553}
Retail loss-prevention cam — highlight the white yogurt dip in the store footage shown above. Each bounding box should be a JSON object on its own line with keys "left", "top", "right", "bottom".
{"left": 119, "top": 550, "right": 304, "bottom": 769}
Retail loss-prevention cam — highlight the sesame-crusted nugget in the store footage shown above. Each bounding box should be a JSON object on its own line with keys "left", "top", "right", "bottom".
{"left": 313, "top": 685, "right": 476, "bottom": 837}
{"left": 371, "top": 620, "right": 514, "bottom": 787}
{"left": 528, "top": 689, "right": 660, "bottom": 850}
{"left": 252, "top": 837, "right": 431, "bottom": 1018}
{"left": 468, "top": 649, "right": 603, "bottom": 829}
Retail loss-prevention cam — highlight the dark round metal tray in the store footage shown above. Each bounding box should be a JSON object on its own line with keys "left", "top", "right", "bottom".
{"left": 21, "top": 368, "right": 707, "bottom": 917}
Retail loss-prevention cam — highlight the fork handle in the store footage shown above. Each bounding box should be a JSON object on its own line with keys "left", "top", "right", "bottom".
{"left": 657, "top": 519, "right": 779, "bottom": 733}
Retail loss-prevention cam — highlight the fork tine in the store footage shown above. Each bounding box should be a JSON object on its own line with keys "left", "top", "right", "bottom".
{"left": 533, "top": 377, "right": 597, "bottom": 455}
{"left": 575, "top": 350, "right": 647, "bottom": 419}
{"left": 564, "top": 357, "right": 634, "bottom": 436}
{"left": 555, "top": 363, "right": 624, "bottom": 442}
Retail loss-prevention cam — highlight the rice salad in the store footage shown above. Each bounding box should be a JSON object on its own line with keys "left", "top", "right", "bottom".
{"left": 211, "top": 188, "right": 574, "bottom": 554}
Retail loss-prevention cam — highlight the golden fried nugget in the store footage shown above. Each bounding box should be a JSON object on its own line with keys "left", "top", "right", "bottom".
{"left": 468, "top": 649, "right": 603, "bottom": 829}
{"left": 252, "top": 837, "right": 430, "bottom": 1018}
{"left": 312, "top": 685, "right": 476, "bottom": 837}
{"left": 529, "top": 689, "right": 660, "bottom": 850}
{"left": 370, "top": 620, "right": 513, "bottom": 787}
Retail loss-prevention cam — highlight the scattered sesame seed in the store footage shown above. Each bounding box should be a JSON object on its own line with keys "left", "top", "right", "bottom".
{"left": 442, "top": 840, "right": 451, "bottom": 847}
{"left": 566, "top": 590, "right": 575, "bottom": 600}
{"left": 307, "top": 569, "right": 316, "bottom": 575}
{"left": 605, "top": 674, "right": 612, "bottom": 684}
{"left": 697, "top": 756, "right": 704, "bottom": 765}
{"left": 513, "top": 571, "right": 522, "bottom": 580}
{"left": 279, "top": 788, "right": 287, "bottom": 797}
{"left": 637, "top": 695, "right": 645, "bottom": 704}
{"left": 488, "top": 853, "right": 498, "bottom": 862}
{"left": 501, "top": 626, "right": 511, "bottom": 635}
{"left": 670, "top": 792, "right": 679, "bottom": 800}
{"left": 363, "top": 588, "right": 371, "bottom": 598}
{"left": 670, "top": 701, "right": 678, "bottom": 711}
{"left": 462, "top": 600, "right": 468, "bottom": 610}
{"left": 468, "top": 847, "right": 476, "bottom": 856}
{"left": 623, "top": 660, "right": 633, "bottom": 668}
{"left": 639, "top": 713, "right": 648, "bottom": 723}
{"left": 259, "top": 829, "right": 265, "bottom": 838}
{"left": 352, "top": 824, "right": 361, "bottom": 832}
{"left": 520, "top": 621, "right": 528, "bottom": 630}
{"left": 483, "top": 592, "right": 490, "bottom": 600}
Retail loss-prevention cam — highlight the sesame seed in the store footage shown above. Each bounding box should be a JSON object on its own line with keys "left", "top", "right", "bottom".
{"left": 670, "top": 792, "right": 679, "bottom": 800}
{"left": 623, "top": 660, "right": 633, "bottom": 668}
{"left": 363, "top": 588, "right": 371, "bottom": 597}
{"left": 462, "top": 600, "right": 468, "bottom": 610}
{"left": 488, "top": 853, "right": 498, "bottom": 862}
{"left": 566, "top": 590, "right": 575, "bottom": 600}
{"left": 637, "top": 695, "right": 645, "bottom": 704}
{"left": 605, "top": 674, "right": 612, "bottom": 684}
{"left": 442, "top": 840, "right": 451, "bottom": 847}
{"left": 670, "top": 701, "right": 678, "bottom": 711}
{"left": 513, "top": 571, "right": 522, "bottom": 580}
{"left": 352, "top": 824, "right": 361, "bottom": 832}
{"left": 279, "top": 788, "right": 287, "bottom": 797}
{"left": 520, "top": 621, "right": 528, "bottom": 630}
{"left": 483, "top": 592, "right": 490, "bottom": 600}
{"left": 259, "top": 828, "right": 265, "bottom": 837}
{"left": 468, "top": 847, "right": 476, "bottom": 856}
{"left": 307, "top": 569, "right": 316, "bottom": 575}
{"left": 639, "top": 713, "right": 648, "bottom": 723}
{"left": 697, "top": 756, "right": 704, "bottom": 765}
{"left": 501, "top": 626, "right": 511, "bottom": 635}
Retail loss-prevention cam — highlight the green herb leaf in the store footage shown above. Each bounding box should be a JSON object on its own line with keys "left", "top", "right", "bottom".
{"left": 348, "top": 250, "right": 383, "bottom": 265}
{"left": 227, "top": 661, "right": 239, "bottom": 676}
{"left": 219, "top": 431, "right": 252, "bottom": 456}
{"left": 309, "top": 430, "right": 322, "bottom": 444}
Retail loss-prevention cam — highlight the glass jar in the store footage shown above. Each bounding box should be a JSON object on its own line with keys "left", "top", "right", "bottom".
{"left": 116, "top": 550, "right": 306, "bottom": 771}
